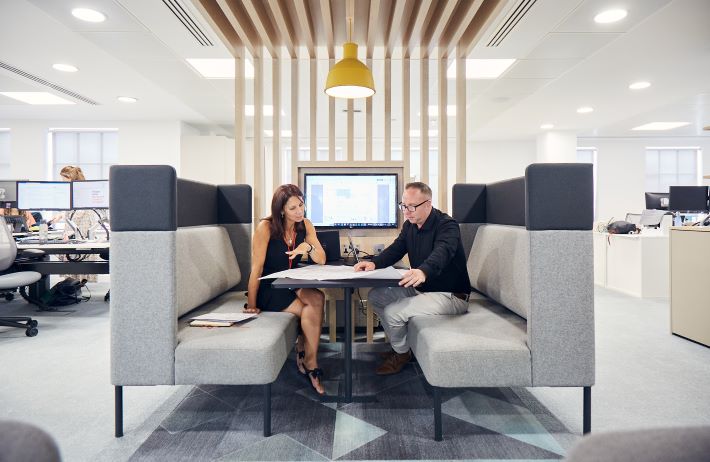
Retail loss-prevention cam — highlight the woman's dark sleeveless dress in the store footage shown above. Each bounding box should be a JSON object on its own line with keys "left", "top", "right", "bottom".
{"left": 256, "top": 227, "right": 306, "bottom": 311}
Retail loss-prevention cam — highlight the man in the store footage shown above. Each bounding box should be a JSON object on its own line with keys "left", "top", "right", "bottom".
{"left": 354, "top": 182, "right": 470, "bottom": 375}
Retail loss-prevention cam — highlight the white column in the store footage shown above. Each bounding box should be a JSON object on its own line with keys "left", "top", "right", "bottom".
{"left": 536, "top": 131, "right": 577, "bottom": 163}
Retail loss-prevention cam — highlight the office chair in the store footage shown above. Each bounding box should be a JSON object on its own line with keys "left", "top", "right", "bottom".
{"left": 0, "top": 217, "right": 43, "bottom": 337}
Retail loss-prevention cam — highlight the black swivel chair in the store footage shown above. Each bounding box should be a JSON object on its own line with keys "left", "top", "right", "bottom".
{"left": 0, "top": 217, "right": 43, "bottom": 336}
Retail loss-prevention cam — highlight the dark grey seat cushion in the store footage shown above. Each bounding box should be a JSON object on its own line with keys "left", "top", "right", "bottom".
{"left": 175, "top": 292, "right": 298, "bottom": 385}
{"left": 409, "top": 295, "right": 531, "bottom": 388}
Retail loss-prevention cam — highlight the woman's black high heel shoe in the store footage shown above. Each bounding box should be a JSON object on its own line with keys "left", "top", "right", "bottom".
{"left": 296, "top": 350, "right": 307, "bottom": 376}
{"left": 304, "top": 367, "right": 325, "bottom": 395}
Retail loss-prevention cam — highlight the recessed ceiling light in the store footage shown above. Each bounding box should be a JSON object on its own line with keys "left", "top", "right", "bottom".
{"left": 577, "top": 106, "right": 594, "bottom": 114}
{"left": 629, "top": 81, "right": 651, "bottom": 90}
{"left": 117, "top": 96, "right": 138, "bottom": 103}
{"left": 540, "top": 124, "right": 554, "bottom": 129}
{"left": 71, "top": 8, "right": 106, "bottom": 23}
{"left": 632, "top": 122, "right": 690, "bottom": 131}
{"left": 594, "top": 9, "right": 627, "bottom": 24}
{"left": 0, "top": 92, "right": 75, "bottom": 105}
{"left": 186, "top": 58, "right": 254, "bottom": 79}
{"left": 52, "top": 63, "right": 78, "bottom": 73}
{"left": 446, "top": 59, "right": 516, "bottom": 79}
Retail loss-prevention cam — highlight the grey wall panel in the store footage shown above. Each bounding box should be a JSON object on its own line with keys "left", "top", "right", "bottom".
{"left": 526, "top": 163, "right": 593, "bottom": 230}
{"left": 218, "top": 185, "right": 253, "bottom": 224}
{"left": 110, "top": 231, "right": 177, "bottom": 385}
{"left": 177, "top": 178, "right": 218, "bottom": 227}
{"left": 487, "top": 177, "right": 525, "bottom": 226}
{"left": 222, "top": 223, "right": 252, "bottom": 291}
{"left": 452, "top": 184, "right": 486, "bottom": 223}
{"left": 109, "top": 165, "right": 177, "bottom": 231}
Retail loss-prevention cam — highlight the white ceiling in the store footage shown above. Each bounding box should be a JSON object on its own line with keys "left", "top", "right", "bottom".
{"left": 0, "top": 0, "right": 708, "bottom": 141}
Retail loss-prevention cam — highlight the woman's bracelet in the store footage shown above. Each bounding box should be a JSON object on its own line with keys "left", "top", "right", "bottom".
{"left": 307, "top": 243, "right": 314, "bottom": 254}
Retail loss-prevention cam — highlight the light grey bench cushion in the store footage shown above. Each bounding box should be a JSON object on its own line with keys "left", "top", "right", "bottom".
{"left": 467, "top": 224, "right": 531, "bottom": 319}
{"left": 176, "top": 226, "right": 241, "bottom": 318}
{"left": 409, "top": 295, "right": 531, "bottom": 388}
{"left": 175, "top": 292, "right": 298, "bottom": 385}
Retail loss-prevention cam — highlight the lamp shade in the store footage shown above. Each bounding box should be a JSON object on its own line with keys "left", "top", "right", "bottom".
{"left": 325, "top": 42, "right": 375, "bottom": 98}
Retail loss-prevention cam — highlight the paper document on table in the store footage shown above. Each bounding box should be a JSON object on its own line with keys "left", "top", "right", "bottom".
{"left": 260, "top": 265, "right": 406, "bottom": 281}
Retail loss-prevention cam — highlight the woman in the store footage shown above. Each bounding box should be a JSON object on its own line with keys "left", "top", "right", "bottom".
{"left": 50, "top": 166, "right": 104, "bottom": 283}
{"left": 245, "top": 184, "right": 327, "bottom": 395}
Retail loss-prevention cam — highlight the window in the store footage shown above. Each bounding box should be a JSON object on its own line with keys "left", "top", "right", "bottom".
{"left": 0, "top": 129, "right": 10, "bottom": 178}
{"left": 577, "top": 147, "right": 598, "bottom": 219}
{"left": 50, "top": 130, "right": 118, "bottom": 180}
{"left": 645, "top": 147, "right": 701, "bottom": 192}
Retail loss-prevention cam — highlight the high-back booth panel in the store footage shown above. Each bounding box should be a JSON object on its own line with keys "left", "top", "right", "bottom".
{"left": 416, "top": 163, "right": 595, "bottom": 440}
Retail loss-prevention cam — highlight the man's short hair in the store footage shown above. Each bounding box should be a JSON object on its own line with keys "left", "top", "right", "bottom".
{"left": 405, "top": 182, "right": 432, "bottom": 198}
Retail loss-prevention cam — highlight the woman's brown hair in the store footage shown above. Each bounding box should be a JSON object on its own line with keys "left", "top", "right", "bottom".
{"left": 59, "top": 165, "right": 86, "bottom": 181}
{"left": 265, "top": 184, "right": 305, "bottom": 238}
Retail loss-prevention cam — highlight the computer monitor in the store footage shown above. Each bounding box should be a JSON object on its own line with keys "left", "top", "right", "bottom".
{"left": 645, "top": 192, "right": 669, "bottom": 210}
{"left": 0, "top": 180, "right": 21, "bottom": 208}
{"left": 71, "top": 180, "right": 109, "bottom": 209}
{"left": 314, "top": 230, "right": 341, "bottom": 262}
{"left": 16, "top": 181, "right": 72, "bottom": 211}
{"left": 668, "top": 186, "right": 709, "bottom": 212}
{"left": 303, "top": 173, "right": 398, "bottom": 228}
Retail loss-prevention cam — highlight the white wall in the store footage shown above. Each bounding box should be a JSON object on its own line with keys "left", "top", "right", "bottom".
{"left": 536, "top": 131, "right": 577, "bottom": 163}
{"left": 579, "top": 137, "right": 710, "bottom": 221}
{"left": 180, "top": 135, "right": 236, "bottom": 184}
{"left": 0, "top": 119, "right": 184, "bottom": 180}
{"left": 466, "top": 139, "right": 537, "bottom": 183}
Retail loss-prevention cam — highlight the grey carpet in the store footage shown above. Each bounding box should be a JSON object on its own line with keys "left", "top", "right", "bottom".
{"left": 130, "top": 345, "right": 575, "bottom": 461}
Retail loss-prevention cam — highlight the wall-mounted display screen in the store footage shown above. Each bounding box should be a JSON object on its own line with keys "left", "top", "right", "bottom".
{"left": 304, "top": 173, "right": 398, "bottom": 228}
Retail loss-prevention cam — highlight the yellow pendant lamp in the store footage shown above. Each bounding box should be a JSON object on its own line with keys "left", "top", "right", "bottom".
{"left": 325, "top": 18, "right": 375, "bottom": 99}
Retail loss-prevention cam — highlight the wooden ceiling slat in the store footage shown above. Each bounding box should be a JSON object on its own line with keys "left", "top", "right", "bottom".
{"left": 294, "top": 0, "right": 316, "bottom": 58}
{"left": 194, "top": 0, "right": 243, "bottom": 56}
{"left": 267, "top": 0, "right": 297, "bottom": 58}
{"left": 460, "top": 0, "right": 507, "bottom": 57}
{"left": 440, "top": 0, "right": 485, "bottom": 58}
{"left": 407, "top": 0, "right": 435, "bottom": 58}
{"left": 319, "top": 0, "right": 334, "bottom": 58}
{"left": 424, "top": 0, "right": 459, "bottom": 59}
{"left": 215, "top": 0, "right": 258, "bottom": 57}
{"left": 242, "top": 0, "right": 278, "bottom": 58}
{"left": 366, "top": 0, "right": 380, "bottom": 58}
{"left": 385, "top": 0, "right": 408, "bottom": 58}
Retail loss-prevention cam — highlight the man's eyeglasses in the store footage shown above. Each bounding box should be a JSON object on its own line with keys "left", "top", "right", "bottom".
{"left": 397, "top": 199, "right": 430, "bottom": 212}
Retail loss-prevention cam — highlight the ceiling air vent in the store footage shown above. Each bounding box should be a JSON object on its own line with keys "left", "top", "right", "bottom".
{"left": 487, "top": 0, "right": 538, "bottom": 47}
{"left": 0, "top": 61, "right": 98, "bottom": 105}
{"left": 162, "top": 0, "right": 214, "bottom": 46}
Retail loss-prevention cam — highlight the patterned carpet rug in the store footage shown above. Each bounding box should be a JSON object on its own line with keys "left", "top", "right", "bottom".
{"left": 131, "top": 343, "right": 579, "bottom": 461}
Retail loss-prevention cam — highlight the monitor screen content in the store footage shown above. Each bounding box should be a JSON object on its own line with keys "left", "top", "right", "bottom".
{"left": 17, "top": 181, "right": 71, "bottom": 210}
{"left": 304, "top": 173, "right": 398, "bottom": 228}
{"left": 0, "top": 180, "right": 18, "bottom": 207}
{"left": 669, "top": 186, "right": 709, "bottom": 212}
{"left": 644, "top": 192, "right": 669, "bottom": 210}
{"left": 72, "top": 180, "right": 109, "bottom": 209}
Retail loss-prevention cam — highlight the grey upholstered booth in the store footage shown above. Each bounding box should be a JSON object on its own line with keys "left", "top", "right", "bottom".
{"left": 109, "top": 165, "right": 298, "bottom": 438}
{"left": 410, "top": 163, "right": 595, "bottom": 441}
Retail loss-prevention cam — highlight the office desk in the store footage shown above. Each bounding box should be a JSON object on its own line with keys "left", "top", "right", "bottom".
{"left": 593, "top": 232, "right": 669, "bottom": 298}
{"left": 15, "top": 241, "right": 110, "bottom": 297}
{"left": 670, "top": 227, "right": 710, "bottom": 347}
{"left": 272, "top": 276, "right": 400, "bottom": 403}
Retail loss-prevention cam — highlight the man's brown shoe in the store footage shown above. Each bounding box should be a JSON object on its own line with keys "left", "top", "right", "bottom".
{"left": 375, "top": 350, "right": 412, "bottom": 375}
{"left": 377, "top": 348, "right": 396, "bottom": 359}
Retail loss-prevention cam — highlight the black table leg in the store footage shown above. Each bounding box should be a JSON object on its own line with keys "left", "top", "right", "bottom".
{"left": 344, "top": 287, "right": 352, "bottom": 401}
